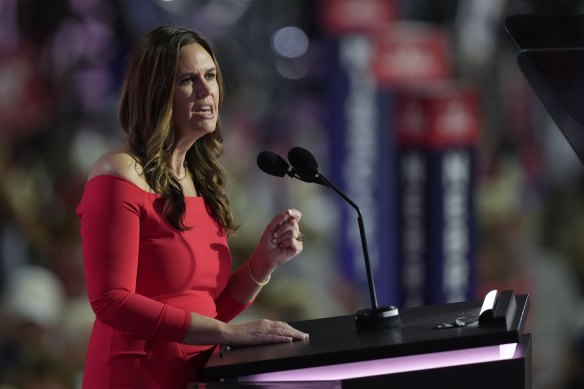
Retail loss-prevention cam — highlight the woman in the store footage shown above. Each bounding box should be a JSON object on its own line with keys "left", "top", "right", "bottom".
{"left": 76, "top": 26, "right": 308, "bottom": 388}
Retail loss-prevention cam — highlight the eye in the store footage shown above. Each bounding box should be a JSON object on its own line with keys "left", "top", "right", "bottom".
{"left": 179, "top": 76, "right": 194, "bottom": 85}
{"left": 205, "top": 72, "right": 216, "bottom": 81}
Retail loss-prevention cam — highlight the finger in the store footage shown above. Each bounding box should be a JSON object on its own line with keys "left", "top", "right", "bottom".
{"left": 272, "top": 227, "right": 300, "bottom": 244}
{"left": 273, "top": 209, "right": 301, "bottom": 230}
{"left": 285, "top": 208, "right": 302, "bottom": 222}
{"left": 285, "top": 325, "right": 309, "bottom": 340}
{"left": 264, "top": 210, "right": 294, "bottom": 238}
{"left": 277, "top": 238, "right": 303, "bottom": 250}
{"left": 272, "top": 322, "right": 309, "bottom": 340}
{"left": 262, "top": 335, "right": 294, "bottom": 344}
{"left": 271, "top": 218, "right": 301, "bottom": 239}
{"left": 275, "top": 237, "right": 303, "bottom": 250}
{"left": 242, "top": 321, "right": 309, "bottom": 345}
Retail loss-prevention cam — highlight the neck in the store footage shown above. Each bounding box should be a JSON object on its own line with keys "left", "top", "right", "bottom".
{"left": 170, "top": 144, "right": 190, "bottom": 179}
{"left": 176, "top": 167, "right": 189, "bottom": 181}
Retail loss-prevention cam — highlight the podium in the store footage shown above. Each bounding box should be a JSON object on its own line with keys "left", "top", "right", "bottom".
{"left": 202, "top": 293, "right": 530, "bottom": 388}
{"left": 505, "top": 14, "right": 584, "bottom": 166}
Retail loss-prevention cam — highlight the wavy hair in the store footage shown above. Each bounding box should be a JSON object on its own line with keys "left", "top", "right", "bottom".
{"left": 119, "top": 26, "right": 236, "bottom": 234}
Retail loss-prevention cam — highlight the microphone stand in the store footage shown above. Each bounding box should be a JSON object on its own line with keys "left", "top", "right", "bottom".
{"left": 303, "top": 172, "right": 400, "bottom": 331}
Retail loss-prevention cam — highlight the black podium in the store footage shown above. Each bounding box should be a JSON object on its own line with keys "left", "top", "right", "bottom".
{"left": 201, "top": 293, "right": 530, "bottom": 388}
{"left": 506, "top": 14, "right": 584, "bottom": 165}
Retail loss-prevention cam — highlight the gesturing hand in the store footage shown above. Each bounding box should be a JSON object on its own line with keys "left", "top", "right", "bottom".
{"left": 252, "top": 209, "right": 303, "bottom": 272}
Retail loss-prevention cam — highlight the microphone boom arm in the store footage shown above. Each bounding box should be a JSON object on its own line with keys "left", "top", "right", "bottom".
{"left": 316, "top": 174, "right": 379, "bottom": 311}
{"left": 259, "top": 147, "right": 400, "bottom": 331}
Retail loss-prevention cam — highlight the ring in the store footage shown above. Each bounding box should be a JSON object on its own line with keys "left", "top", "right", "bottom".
{"left": 295, "top": 233, "right": 304, "bottom": 242}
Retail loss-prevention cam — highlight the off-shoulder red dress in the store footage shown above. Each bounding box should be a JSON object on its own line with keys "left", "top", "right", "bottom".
{"left": 76, "top": 175, "right": 250, "bottom": 388}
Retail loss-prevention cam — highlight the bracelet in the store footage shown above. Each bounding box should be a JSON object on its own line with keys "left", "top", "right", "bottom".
{"left": 248, "top": 257, "right": 271, "bottom": 287}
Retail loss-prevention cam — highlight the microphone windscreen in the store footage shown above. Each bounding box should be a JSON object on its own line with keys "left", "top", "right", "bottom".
{"left": 288, "top": 147, "right": 319, "bottom": 175}
{"left": 257, "top": 151, "right": 290, "bottom": 177}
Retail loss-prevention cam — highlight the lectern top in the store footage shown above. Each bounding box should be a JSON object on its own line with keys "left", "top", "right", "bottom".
{"left": 205, "top": 295, "right": 529, "bottom": 381}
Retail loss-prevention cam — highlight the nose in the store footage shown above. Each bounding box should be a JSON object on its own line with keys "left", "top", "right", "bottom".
{"left": 195, "top": 79, "right": 211, "bottom": 98}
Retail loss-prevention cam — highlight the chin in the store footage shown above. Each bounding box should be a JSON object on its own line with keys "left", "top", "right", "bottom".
{"left": 191, "top": 120, "right": 216, "bottom": 131}
{"left": 196, "top": 126, "right": 217, "bottom": 138}
{"left": 204, "top": 125, "right": 217, "bottom": 134}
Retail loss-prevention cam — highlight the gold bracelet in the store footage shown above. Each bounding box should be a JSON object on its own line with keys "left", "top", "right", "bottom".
{"left": 248, "top": 257, "right": 270, "bottom": 287}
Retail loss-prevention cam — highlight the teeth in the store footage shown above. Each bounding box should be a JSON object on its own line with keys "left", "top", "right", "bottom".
{"left": 195, "top": 106, "right": 212, "bottom": 113}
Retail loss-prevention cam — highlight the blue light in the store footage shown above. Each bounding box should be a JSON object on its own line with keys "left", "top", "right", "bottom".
{"left": 272, "top": 26, "right": 309, "bottom": 59}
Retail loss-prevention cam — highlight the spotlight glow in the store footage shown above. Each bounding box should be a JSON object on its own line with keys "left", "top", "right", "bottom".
{"left": 272, "top": 26, "right": 309, "bottom": 58}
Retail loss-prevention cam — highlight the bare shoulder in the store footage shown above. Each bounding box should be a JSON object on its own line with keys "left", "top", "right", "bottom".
{"left": 88, "top": 148, "right": 149, "bottom": 190}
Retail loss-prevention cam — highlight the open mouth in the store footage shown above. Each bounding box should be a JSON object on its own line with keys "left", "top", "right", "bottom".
{"left": 193, "top": 104, "right": 213, "bottom": 115}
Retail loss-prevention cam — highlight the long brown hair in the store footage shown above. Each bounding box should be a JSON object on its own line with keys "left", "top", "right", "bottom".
{"left": 119, "top": 26, "right": 236, "bottom": 234}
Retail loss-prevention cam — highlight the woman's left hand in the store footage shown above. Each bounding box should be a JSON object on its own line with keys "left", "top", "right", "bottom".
{"left": 252, "top": 209, "right": 303, "bottom": 274}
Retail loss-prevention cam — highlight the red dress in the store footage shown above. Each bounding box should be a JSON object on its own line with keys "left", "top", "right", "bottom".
{"left": 76, "top": 175, "right": 250, "bottom": 388}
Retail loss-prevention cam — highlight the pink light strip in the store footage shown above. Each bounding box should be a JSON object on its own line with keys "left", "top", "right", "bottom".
{"left": 239, "top": 343, "right": 518, "bottom": 382}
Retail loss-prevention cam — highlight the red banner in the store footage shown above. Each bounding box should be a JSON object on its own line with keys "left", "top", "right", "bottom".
{"left": 396, "top": 83, "right": 480, "bottom": 148}
{"left": 320, "top": 0, "right": 399, "bottom": 36}
{"left": 372, "top": 23, "right": 451, "bottom": 86}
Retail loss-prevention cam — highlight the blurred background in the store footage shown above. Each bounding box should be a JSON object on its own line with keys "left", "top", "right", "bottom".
{"left": 2, "top": 0, "right": 584, "bottom": 387}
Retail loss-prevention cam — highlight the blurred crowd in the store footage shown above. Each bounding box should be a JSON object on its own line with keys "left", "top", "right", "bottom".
{"left": 2, "top": 0, "right": 584, "bottom": 388}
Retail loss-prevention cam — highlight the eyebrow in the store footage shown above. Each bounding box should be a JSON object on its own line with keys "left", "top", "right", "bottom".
{"left": 177, "top": 66, "right": 217, "bottom": 77}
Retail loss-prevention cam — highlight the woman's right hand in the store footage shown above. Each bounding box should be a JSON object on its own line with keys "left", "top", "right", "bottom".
{"left": 223, "top": 319, "right": 309, "bottom": 346}
{"left": 183, "top": 312, "right": 308, "bottom": 346}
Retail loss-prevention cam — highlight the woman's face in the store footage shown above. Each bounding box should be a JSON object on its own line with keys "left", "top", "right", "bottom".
{"left": 172, "top": 43, "right": 220, "bottom": 143}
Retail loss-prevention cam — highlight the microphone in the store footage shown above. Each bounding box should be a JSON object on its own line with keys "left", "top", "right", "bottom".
{"left": 260, "top": 147, "right": 400, "bottom": 331}
{"left": 287, "top": 146, "right": 318, "bottom": 175}
{"left": 257, "top": 150, "right": 321, "bottom": 184}
{"left": 257, "top": 151, "right": 291, "bottom": 177}
{"left": 286, "top": 146, "right": 327, "bottom": 185}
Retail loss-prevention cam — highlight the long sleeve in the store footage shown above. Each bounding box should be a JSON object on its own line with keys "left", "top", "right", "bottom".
{"left": 214, "top": 289, "right": 253, "bottom": 323}
{"left": 77, "top": 176, "right": 190, "bottom": 342}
